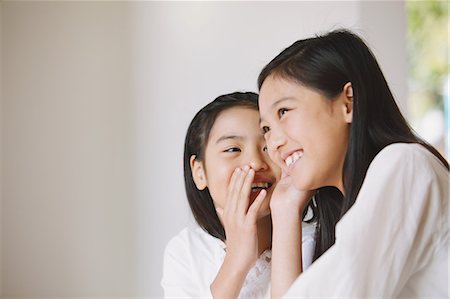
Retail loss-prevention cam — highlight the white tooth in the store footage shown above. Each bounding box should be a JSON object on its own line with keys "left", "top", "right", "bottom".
{"left": 251, "top": 182, "right": 269, "bottom": 189}
{"left": 286, "top": 151, "right": 303, "bottom": 168}
{"left": 293, "top": 152, "right": 300, "bottom": 163}
{"left": 286, "top": 156, "right": 293, "bottom": 167}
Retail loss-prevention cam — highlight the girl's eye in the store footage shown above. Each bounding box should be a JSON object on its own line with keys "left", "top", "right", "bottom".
{"left": 261, "top": 126, "right": 270, "bottom": 134}
{"left": 224, "top": 147, "right": 241, "bottom": 153}
{"left": 262, "top": 145, "right": 268, "bottom": 152}
{"left": 278, "top": 108, "right": 289, "bottom": 118}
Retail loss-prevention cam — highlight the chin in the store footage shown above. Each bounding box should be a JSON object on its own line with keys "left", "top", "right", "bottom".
{"left": 292, "top": 177, "right": 315, "bottom": 191}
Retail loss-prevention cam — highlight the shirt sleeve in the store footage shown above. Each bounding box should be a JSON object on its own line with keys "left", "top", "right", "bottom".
{"left": 161, "top": 233, "right": 214, "bottom": 299}
{"left": 284, "top": 144, "right": 447, "bottom": 298}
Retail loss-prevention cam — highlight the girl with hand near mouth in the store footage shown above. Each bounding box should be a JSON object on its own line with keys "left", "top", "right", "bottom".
{"left": 258, "top": 29, "right": 448, "bottom": 299}
{"left": 161, "top": 92, "right": 316, "bottom": 299}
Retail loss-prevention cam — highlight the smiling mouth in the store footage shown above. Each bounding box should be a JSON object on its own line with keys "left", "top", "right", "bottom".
{"left": 285, "top": 150, "right": 304, "bottom": 168}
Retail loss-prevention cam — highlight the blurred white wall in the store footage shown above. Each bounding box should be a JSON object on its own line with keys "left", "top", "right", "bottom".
{"left": 358, "top": 1, "right": 408, "bottom": 114}
{"left": 2, "top": 3, "right": 137, "bottom": 297}
{"left": 1, "top": 1, "right": 407, "bottom": 298}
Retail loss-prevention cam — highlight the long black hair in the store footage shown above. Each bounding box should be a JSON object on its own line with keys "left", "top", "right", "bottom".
{"left": 258, "top": 29, "right": 449, "bottom": 260}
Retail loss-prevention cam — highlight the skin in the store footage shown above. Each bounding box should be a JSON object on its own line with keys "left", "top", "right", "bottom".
{"left": 258, "top": 75, "right": 353, "bottom": 299}
{"left": 190, "top": 106, "right": 281, "bottom": 299}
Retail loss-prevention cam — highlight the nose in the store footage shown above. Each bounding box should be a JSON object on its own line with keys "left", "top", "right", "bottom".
{"left": 266, "top": 125, "right": 286, "bottom": 154}
{"left": 247, "top": 149, "right": 269, "bottom": 172}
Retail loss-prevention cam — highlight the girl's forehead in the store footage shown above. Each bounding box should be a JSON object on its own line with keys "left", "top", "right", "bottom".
{"left": 213, "top": 106, "right": 258, "bottom": 126}
{"left": 208, "top": 107, "right": 261, "bottom": 140}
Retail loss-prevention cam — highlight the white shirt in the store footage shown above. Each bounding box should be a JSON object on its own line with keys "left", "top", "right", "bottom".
{"left": 285, "top": 143, "right": 449, "bottom": 298}
{"left": 162, "top": 221, "right": 316, "bottom": 299}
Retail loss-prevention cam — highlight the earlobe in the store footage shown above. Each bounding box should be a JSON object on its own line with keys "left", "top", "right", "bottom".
{"left": 190, "top": 155, "right": 207, "bottom": 190}
{"left": 342, "top": 82, "right": 353, "bottom": 123}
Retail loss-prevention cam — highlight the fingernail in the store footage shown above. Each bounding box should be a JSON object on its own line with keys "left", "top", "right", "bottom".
{"left": 243, "top": 165, "right": 250, "bottom": 171}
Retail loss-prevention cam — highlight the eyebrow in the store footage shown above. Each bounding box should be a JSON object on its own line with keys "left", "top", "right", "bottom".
{"left": 215, "top": 135, "right": 244, "bottom": 144}
{"left": 259, "top": 97, "right": 294, "bottom": 124}
{"left": 272, "top": 97, "right": 295, "bottom": 108}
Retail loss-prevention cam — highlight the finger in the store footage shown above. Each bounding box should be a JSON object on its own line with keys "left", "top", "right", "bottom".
{"left": 229, "top": 166, "right": 248, "bottom": 213}
{"left": 233, "top": 165, "right": 249, "bottom": 197}
{"left": 226, "top": 167, "right": 243, "bottom": 214}
{"left": 247, "top": 189, "right": 267, "bottom": 222}
{"left": 238, "top": 167, "right": 254, "bottom": 213}
{"left": 227, "top": 167, "right": 240, "bottom": 198}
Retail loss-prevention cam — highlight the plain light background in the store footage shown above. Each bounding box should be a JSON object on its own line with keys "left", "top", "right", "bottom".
{"left": 1, "top": 1, "right": 407, "bottom": 298}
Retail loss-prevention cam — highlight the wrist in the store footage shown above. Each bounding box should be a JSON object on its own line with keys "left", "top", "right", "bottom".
{"left": 222, "top": 253, "right": 253, "bottom": 276}
{"left": 271, "top": 204, "right": 304, "bottom": 220}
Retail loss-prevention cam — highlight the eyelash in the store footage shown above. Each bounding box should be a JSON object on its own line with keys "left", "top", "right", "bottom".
{"left": 224, "top": 146, "right": 268, "bottom": 153}
{"left": 278, "top": 108, "right": 289, "bottom": 118}
{"left": 224, "top": 147, "right": 241, "bottom": 153}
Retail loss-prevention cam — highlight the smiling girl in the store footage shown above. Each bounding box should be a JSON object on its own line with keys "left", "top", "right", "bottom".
{"left": 161, "top": 92, "right": 316, "bottom": 298}
{"left": 258, "top": 29, "right": 448, "bottom": 298}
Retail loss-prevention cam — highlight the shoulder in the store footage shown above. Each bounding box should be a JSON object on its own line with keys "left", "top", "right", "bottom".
{"left": 162, "top": 226, "right": 224, "bottom": 296}
{"left": 370, "top": 143, "right": 447, "bottom": 177}
{"left": 162, "top": 225, "right": 225, "bottom": 288}
{"left": 374, "top": 143, "right": 427, "bottom": 162}
{"left": 374, "top": 143, "right": 443, "bottom": 165}
{"left": 364, "top": 142, "right": 448, "bottom": 194}
{"left": 358, "top": 143, "right": 448, "bottom": 224}
{"left": 164, "top": 227, "right": 192, "bottom": 256}
{"left": 164, "top": 225, "right": 224, "bottom": 261}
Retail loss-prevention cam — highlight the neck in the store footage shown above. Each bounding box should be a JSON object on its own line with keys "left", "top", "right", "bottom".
{"left": 336, "top": 180, "right": 345, "bottom": 196}
{"left": 256, "top": 215, "right": 272, "bottom": 255}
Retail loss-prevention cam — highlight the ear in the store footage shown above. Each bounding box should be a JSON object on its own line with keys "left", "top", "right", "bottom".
{"left": 190, "top": 155, "right": 207, "bottom": 190}
{"left": 341, "top": 82, "right": 353, "bottom": 123}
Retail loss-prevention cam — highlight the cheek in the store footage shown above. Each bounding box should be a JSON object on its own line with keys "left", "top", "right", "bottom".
{"left": 287, "top": 119, "right": 307, "bottom": 140}
{"left": 313, "top": 125, "right": 348, "bottom": 161}
{"left": 268, "top": 149, "right": 283, "bottom": 168}
{"left": 208, "top": 183, "right": 226, "bottom": 210}
{"left": 205, "top": 164, "right": 235, "bottom": 205}
{"left": 206, "top": 159, "right": 235, "bottom": 183}
{"left": 268, "top": 159, "right": 281, "bottom": 179}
